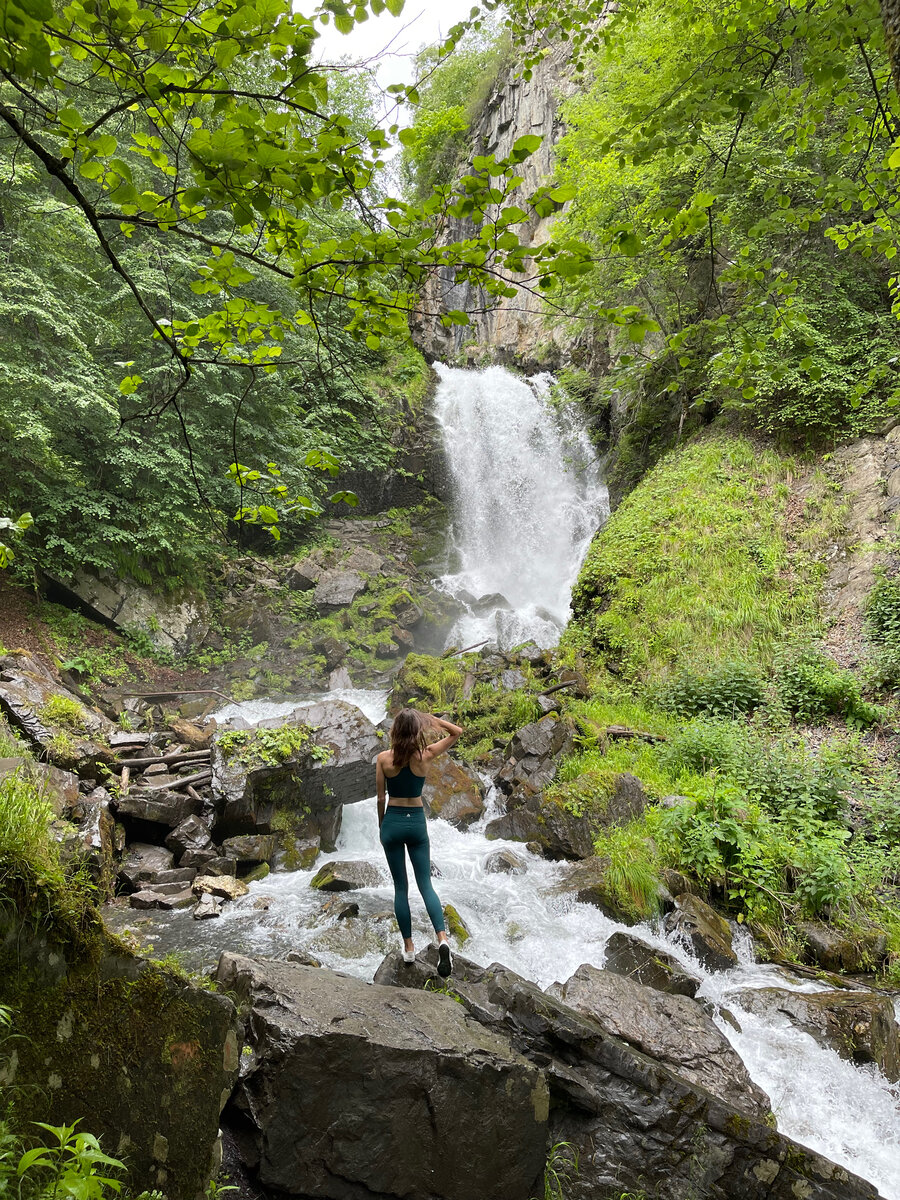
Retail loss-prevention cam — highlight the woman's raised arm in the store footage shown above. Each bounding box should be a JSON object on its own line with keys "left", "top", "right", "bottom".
{"left": 422, "top": 714, "right": 463, "bottom": 761}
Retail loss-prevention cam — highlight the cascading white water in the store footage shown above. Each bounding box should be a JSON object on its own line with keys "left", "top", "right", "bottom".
{"left": 432, "top": 363, "right": 608, "bottom": 649}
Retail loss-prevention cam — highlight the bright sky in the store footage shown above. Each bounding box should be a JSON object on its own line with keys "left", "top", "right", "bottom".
{"left": 314, "top": 1, "right": 478, "bottom": 93}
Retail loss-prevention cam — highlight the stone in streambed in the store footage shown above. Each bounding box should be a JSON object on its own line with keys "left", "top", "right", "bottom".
{"left": 798, "top": 920, "right": 888, "bottom": 972}
{"left": 217, "top": 953, "right": 549, "bottom": 1200}
{"left": 221, "top": 833, "right": 278, "bottom": 863}
{"left": 242, "top": 862, "right": 270, "bottom": 884}
{"left": 309, "top": 859, "right": 385, "bottom": 891}
{"left": 486, "top": 794, "right": 593, "bottom": 860}
{"left": 115, "top": 788, "right": 201, "bottom": 828}
{"left": 664, "top": 893, "right": 738, "bottom": 971}
{"left": 193, "top": 893, "right": 222, "bottom": 920}
{"left": 603, "top": 931, "right": 701, "bottom": 998}
{"left": 130, "top": 886, "right": 195, "bottom": 910}
{"left": 549, "top": 963, "right": 770, "bottom": 1119}
{"left": 193, "top": 874, "right": 248, "bottom": 901}
{"left": 484, "top": 848, "right": 527, "bottom": 874}
{"left": 442, "top": 903, "right": 470, "bottom": 945}
{"left": 118, "top": 843, "right": 175, "bottom": 890}
{"left": 732, "top": 986, "right": 900, "bottom": 1080}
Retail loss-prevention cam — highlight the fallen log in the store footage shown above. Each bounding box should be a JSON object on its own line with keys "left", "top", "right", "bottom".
{"left": 601, "top": 725, "right": 667, "bottom": 743}
{"left": 136, "top": 769, "right": 212, "bottom": 793}
{"left": 112, "top": 749, "right": 211, "bottom": 769}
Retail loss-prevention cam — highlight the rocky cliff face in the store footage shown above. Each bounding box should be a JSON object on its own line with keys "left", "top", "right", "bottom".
{"left": 413, "top": 45, "right": 582, "bottom": 370}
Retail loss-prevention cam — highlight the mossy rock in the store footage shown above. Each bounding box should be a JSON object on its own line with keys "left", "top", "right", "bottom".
{"left": 443, "top": 903, "right": 471, "bottom": 946}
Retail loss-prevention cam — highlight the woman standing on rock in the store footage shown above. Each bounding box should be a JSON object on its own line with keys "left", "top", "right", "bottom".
{"left": 376, "top": 709, "right": 463, "bottom": 977}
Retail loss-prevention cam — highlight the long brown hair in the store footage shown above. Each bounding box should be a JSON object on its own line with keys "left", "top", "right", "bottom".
{"left": 390, "top": 708, "right": 427, "bottom": 768}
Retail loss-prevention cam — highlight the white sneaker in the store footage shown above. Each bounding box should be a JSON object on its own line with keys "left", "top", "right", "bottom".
{"left": 402, "top": 946, "right": 415, "bottom": 964}
{"left": 437, "top": 941, "right": 452, "bottom": 978}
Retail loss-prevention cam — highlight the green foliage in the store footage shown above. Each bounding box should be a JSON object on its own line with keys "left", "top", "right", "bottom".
{"left": 546, "top": 0, "right": 900, "bottom": 448}
{"left": 864, "top": 569, "right": 900, "bottom": 689}
{"left": 772, "top": 642, "right": 885, "bottom": 728}
{"left": 38, "top": 695, "right": 87, "bottom": 731}
{"left": 532, "top": 1141, "right": 579, "bottom": 1200}
{"left": 402, "top": 24, "right": 512, "bottom": 200}
{"left": 0, "top": 513, "right": 33, "bottom": 570}
{"left": 566, "top": 436, "right": 827, "bottom": 683}
{"left": 592, "top": 824, "right": 660, "bottom": 920}
{"left": 12, "top": 1122, "right": 125, "bottom": 1200}
{"left": 658, "top": 661, "right": 765, "bottom": 719}
{"left": 218, "top": 724, "right": 332, "bottom": 768}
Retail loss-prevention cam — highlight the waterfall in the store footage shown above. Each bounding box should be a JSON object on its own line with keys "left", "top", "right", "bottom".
{"left": 432, "top": 363, "right": 608, "bottom": 649}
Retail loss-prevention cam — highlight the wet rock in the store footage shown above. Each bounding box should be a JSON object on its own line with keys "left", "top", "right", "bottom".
{"left": 661, "top": 867, "right": 698, "bottom": 897}
{"left": 312, "top": 635, "right": 347, "bottom": 669}
{"left": 664, "top": 893, "right": 738, "bottom": 972}
{"left": 194, "top": 874, "right": 249, "bottom": 901}
{"left": 193, "top": 893, "right": 222, "bottom": 920}
{"left": 732, "top": 987, "right": 900, "bottom": 1080}
{"left": 309, "top": 859, "right": 385, "bottom": 891}
{"left": 307, "top": 917, "right": 392, "bottom": 960}
{"left": 424, "top": 755, "right": 484, "bottom": 828}
{"left": 551, "top": 856, "right": 632, "bottom": 921}
{"left": 273, "top": 835, "right": 320, "bottom": 871}
{"left": 46, "top": 568, "right": 209, "bottom": 654}
{"left": 286, "top": 950, "right": 322, "bottom": 967}
{"left": 514, "top": 641, "right": 546, "bottom": 667}
{"left": 153, "top": 867, "right": 197, "bottom": 885}
{"left": 798, "top": 921, "right": 888, "bottom": 972}
{"left": 535, "top": 694, "right": 562, "bottom": 715}
{"left": 66, "top": 786, "right": 117, "bottom": 888}
{"left": 129, "top": 886, "right": 195, "bottom": 910}
{"left": 286, "top": 561, "right": 320, "bottom": 591}
{"left": 119, "top": 843, "right": 175, "bottom": 890}
{"left": 212, "top": 700, "right": 380, "bottom": 850}
{"left": 472, "top": 591, "right": 511, "bottom": 613}
{"left": 242, "top": 862, "right": 270, "bottom": 885}
{"left": 217, "top": 953, "right": 549, "bottom": 1200}
{"left": 443, "top": 903, "right": 470, "bottom": 945}
{"left": 313, "top": 569, "right": 366, "bottom": 609}
{"left": 597, "top": 772, "right": 648, "bottom": 827}
{"left": 549, "top": 963, "right": 770, "bottom": 1118}
{"left": 603, "top": 931, "right": 700, "bottom": 999}
{"left": 342, "top": 547, "right": 383, "bottom": 574}
{"left": 487, "top": 794, "right": 593, "bottom": 860}
{"left": 0, "top": 653, "right": 116, "bottom": 775}
{"left": 500, "top": 668, "right": 527, "bottom": 690}
{"left": 221, "top": 834, "right": 278, "bottom": 864}
{"left": 484, "top": 848, "right": 527, "bottom": 875}
{"left": 115, "top": 788, "right": 201, "bottom": 828}
{"left": 374, "top": 948, "right": 874, "bottom": 1200}
{"left": 165, "top": 815, "right": 216, "bottom": 865}
{"left": 494, "top": 714, "right": 575, "bottom": 796}
{"left": 203, "top": 856, "right": 238, "bottom": 877}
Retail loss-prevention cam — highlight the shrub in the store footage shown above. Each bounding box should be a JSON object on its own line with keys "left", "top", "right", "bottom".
{"left": 772, "top": 642, "right": 884, "bottom": 728}
{"left": 592, "top": 824, "right": 660, "bottom": 919}
{"left": 658, "top": 660, "right": 765, "bottom": 718}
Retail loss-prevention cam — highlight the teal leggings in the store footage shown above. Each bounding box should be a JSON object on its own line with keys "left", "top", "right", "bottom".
{"left": 379, "top": 806, "right": 445, "bottom": 939}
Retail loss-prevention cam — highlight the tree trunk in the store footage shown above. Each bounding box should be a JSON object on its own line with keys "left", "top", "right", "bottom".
{"left": 881, "top": 0, "right": 900, "bottom": 99}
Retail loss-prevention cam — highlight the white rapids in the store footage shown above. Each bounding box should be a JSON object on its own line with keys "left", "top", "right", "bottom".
{"left": 116, "top": 693, "right": 900, "bottom": 1199}
{"left": 432, "top": 363, "right": 608, "bottom": 650}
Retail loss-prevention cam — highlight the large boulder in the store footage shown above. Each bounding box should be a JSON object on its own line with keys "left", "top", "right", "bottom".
{"left": 486, "top": 792, "right": 594, "bottom": 859}
{"left": 494, "top": 714, "right": 575, "bottom": 796}
{"left": 548, "top": 963, "right": 769, "bottom": 1118}
{"left": 603, "top": 931, "right": 701, "bottom": 998}
{"left": 114, "top": 788, "right": 201, "bottom": 828}
{"left": 0, "top": 911, "right": 238, "bottom": 1198}
{"left": 217, "top": 953, "right": 549, "bottom": 1200}
{"left": 165, "top": 815, "right": 216, "bottom": 866}
{"left": 0, "top": 653, "right": 115, "bottom": 775}
{"left": 596, "top": 771, "right": 648, "bottom": 827}
{"left": 732, "top": 987, "right": 900, "bottom": 1081}
{"left": 64, "top": 786, "right": 118, "bottom": 891}
{"left": 309, "top": 859, "right": 385, "bottom": 891}
{"left": 45, "top": 568, "right": 210, "bottom": 654}
{"left": 798, "top": 921, "right": 888, "bottom": 972}
{"left": 211, "top": 700, "right": 380, "bottom": 849}
{"left": 424, "top": 755, "right": 484, "bottom": 828}
{"left": 221, "top": 834, "right": 278, "bottom": 864}
{"left": 118, "top": 842, "right": 175, "bottom": 890}
{"left": 664, "top": 893, "right": 738, "bottom": 971}
{"left": 374, "top": 949, "right": 878, "bottom": 1200}
{"left": 313, "top": 569, "right": 366, "bottom": 609}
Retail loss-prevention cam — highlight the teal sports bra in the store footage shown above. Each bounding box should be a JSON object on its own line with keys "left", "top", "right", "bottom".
{"left": 386, "top": 762, "right": 426, "bottom": 798}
